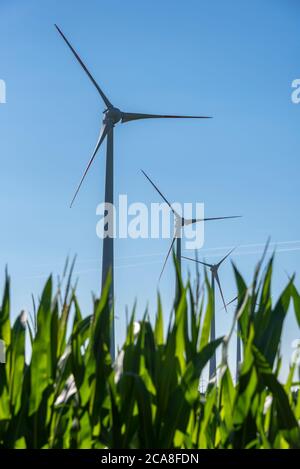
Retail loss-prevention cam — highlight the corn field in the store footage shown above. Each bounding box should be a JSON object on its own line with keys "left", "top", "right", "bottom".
{"left": 0, "top": 252, "right": 300, "bottom": 449}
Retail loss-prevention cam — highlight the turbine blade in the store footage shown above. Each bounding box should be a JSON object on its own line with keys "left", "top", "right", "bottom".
{"left": 222, "top": 295, "right": 238, "bottom": 310}
{"left": 141, "top": 170, "right": 177, "bottom": 214}
{"left": 214, "top": 272, "right": 228, "bottom": 313}
{"left": 221, "top": 291, "right": 252, "bottom": 310}
{"left": 159, "top": 235, "right": 176, "bottom": 281}
{"left": 182, "top": 256, "right": 212, "bottom": 268}
{"left": 122, "top": 112, "right": 211, "bottom": 123}
{"left": 55, "top": 24, "right": 112, "bottom": 109}
{"left": 191, "top": 215, "right": 242, "bottom": 224}
{"left": 70, "top": 124, "right": 108, "bottom": 207}
{"left": 217, "top": 247, "right": 236, "bottom": 268}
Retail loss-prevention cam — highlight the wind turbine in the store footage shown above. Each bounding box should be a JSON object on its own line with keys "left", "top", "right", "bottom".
{"left": 55, "top": 25, "right": 212, "bottom": 360}
{"left": 183, "top": 248, "right": 235, "bottom": 380}
{"left": 141, "top": 170, "right": 240, "bottom": 287}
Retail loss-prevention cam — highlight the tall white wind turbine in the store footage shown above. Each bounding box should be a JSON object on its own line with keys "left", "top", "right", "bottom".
{"left": 55, "top": 24, "right": 212, "bottom": 359}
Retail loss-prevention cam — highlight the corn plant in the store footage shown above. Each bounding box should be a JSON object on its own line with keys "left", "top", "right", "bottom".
{"left": 0, "top": 253, "right": 299, "bottom": 448}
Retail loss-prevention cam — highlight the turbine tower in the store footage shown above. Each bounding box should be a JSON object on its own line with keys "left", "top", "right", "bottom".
{"left": 183, "top": 248, "right": 235, "bottom": 380}
{"left": 142, "top": 170, "right": 240, "bottom": 291}
{"left": 55, "top": 25, "right": 212, "bottom": 360}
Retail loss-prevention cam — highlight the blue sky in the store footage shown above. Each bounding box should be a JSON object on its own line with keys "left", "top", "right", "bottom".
{"left": 0, "top": 0, "right": 299, "bottom": 377}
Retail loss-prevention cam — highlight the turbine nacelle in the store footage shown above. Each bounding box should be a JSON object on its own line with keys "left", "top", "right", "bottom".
{"left": 175, "top": 216, "right": 185, "bottom": 230}
{"left": 104, "top": 107, "right": 122, "bottom": 125}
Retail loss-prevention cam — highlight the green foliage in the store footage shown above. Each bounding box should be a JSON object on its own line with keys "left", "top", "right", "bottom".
{"left": 0, "top": 255, "right": 299, "bottom": 449}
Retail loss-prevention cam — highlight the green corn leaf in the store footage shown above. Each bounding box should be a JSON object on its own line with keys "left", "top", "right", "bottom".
{"left": 199, "top": 275, "right": 213, "bottom": 351}
{"left": 290, "top": 283, "right": 300, "bottom": 327}
{"left": 255, "top": 279, "right": 292, "bottom": 367}
{"left": 154, "top": 293, "right": 164, "bottom": 346}
{"left": 252, "top": 345, "right": 299, "bottom": 432}
{"left": 0, "top": 270, "right": 11, "bottom": 359}
{"left": 9, "top": 312, "right": 26, "bottom": 414}
{"left": 29, "top": 276, "right": 53, "bottom": 416}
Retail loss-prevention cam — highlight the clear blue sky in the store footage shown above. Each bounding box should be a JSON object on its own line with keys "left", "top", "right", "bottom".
{"left": 0, "top": 0, "right": 299, "bottom": 377}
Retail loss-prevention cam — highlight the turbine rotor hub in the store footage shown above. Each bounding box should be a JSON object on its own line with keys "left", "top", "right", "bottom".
{"left": 104, "top": 107, "right": 122, "bottom": 125}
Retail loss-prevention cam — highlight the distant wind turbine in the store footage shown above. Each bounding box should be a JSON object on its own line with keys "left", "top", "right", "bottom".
{"left": 142, "top": 170, "right": 240, "bottom": 286}
{"left": 183, "top": 248, "right": 235, "bottom": 379}
{"left": 55, "top": 24, "right": 212, "bottom": 360}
